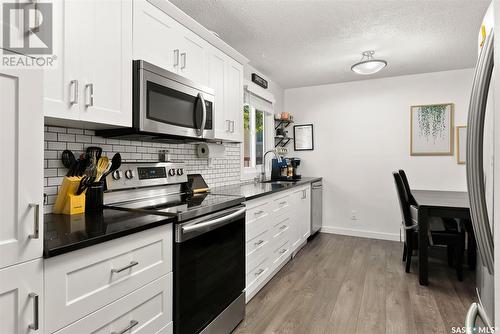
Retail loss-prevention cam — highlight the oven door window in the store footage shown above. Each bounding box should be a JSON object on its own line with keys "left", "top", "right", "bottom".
{"left": 147, "top": 81, "right": 213, "bottom": 130}
{"left": 174, "top": 217, "right": 245, "bottom": 334}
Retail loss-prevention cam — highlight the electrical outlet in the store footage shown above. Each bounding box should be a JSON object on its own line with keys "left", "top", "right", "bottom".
{"left": 350, "top": 210, "right": 358, "bottom": 221}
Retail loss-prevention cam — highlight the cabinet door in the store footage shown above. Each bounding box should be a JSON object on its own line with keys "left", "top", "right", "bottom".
{"left": 178, "top": 30, "right": 208, "bottom": 85}
{"left": 290, "top": 189, "right": 303, "bottom": 250}
{"left": 0, "top": 67, "right": 43, "bottom": 268}
{"left": 133, "top": 0, "right": 181, "bottom": 72}
{"left": 81, "top": 0, "right": 132, "bottom": 127}
{"left": 224, "top": 58, "right": 244, "bottom": 142}
{"left": 300, "top": 186, "right": 311, "bottom": 240}
{"left": 0, "top": 259, "right": 44, "bottom": 333}
{"left": 44, "top": 0, "right": 83, "bottom": 120}
{"left": 208, "top": 49, "right": 230, "bottom": 140}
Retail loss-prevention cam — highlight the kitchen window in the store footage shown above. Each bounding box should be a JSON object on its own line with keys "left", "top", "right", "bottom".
{"left": 242, "top": 85, "right": 274, "bottom": 179}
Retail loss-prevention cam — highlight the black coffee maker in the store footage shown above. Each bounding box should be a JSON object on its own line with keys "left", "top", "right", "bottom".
{"left": 271, "top": 158, "right": 301, "bottom": 181}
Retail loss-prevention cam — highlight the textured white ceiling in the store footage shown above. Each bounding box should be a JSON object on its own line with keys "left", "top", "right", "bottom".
{"left": 170, "top": 0, "right": 489, "bottom": 88}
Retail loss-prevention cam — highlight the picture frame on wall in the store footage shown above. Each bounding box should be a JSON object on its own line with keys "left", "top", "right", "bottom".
{"left": 293, "top": 124, "right": 314, "bottom": 151}
{"left": 456, "top": 125, "right": 467, "bottom": 164}
{"left": 410, "top": 103, "right": 454, "bottom": 156}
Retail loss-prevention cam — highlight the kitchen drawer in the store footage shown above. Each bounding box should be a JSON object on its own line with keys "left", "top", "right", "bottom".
{"left": 246, "top": 201, "right": 273, "bottom": 241}
{"left": 245, "top": 256, "right": 271, "bottom": 297}
{"left": 271, "top": 240, "right": 291, "bottom": 271}
{"left": 45, "top": 224, "right": 173, "bottom": 333}
{"left": 271, "top": 216, "right": 291, "bottom": 246}
{"left": 53, "top": 273, "right": 173, "bottom": 334}
{"left": 272, "top": 194, "right": 291, "bottom": 216}
{"left": 246, "top": 229, "right": 271, "bottom": 275}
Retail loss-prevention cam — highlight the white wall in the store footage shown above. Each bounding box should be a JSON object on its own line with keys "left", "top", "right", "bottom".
{"left": 284, "top": 68, "right": 474, "bottom": 240}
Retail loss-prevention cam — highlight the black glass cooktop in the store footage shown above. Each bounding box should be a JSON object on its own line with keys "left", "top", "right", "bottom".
{"left": 105, "top": 192, "right": 245, "bottom": 222}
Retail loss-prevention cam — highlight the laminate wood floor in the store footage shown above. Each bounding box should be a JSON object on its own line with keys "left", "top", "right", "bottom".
{"left": 234, "top": 233, "right": 477, "bottom": 334}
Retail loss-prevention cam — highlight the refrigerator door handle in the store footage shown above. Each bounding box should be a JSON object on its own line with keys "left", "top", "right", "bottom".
{"left": 465, "top": 302, "right": 493, "bottom": 334}
{"left": 466, "top": 28, "right": 495, "bottom": 275}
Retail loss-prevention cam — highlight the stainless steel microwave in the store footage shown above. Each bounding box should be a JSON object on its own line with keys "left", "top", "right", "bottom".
{"left": 133, "top": 60, "right": 214, "bottom": 140}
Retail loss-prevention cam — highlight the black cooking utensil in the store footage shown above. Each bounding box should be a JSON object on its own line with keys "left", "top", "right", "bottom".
{"left": 86, "top": 146, "right": 103, "bottom": 161}
{"left": 61, "top": 150, "right": 76, "bottom": 169}
{"left": 101, "top": 153, "right": 121, "bottom": 180}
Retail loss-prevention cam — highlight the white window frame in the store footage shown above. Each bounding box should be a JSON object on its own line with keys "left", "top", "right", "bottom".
{"left": 241, "top": 82, "right": 275, "bottom": 181}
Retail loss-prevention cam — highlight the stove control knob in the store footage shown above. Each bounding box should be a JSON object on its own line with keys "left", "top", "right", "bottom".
{"left": 125, "top": 170, "right": 134, "bottom": 179}
{"left": 112, "top": 170, "right": 123, "bottom": 180}
{"left": 176, "top": 168, "right": 184, "bottom": 176}
{"left": 168, "top": 168, "right": 176, "bottom": 177}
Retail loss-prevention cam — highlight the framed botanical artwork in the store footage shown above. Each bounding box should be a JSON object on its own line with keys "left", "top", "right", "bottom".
{"left": 410, "top": 103, "right": 454, "bottom": 156}
{"left": 456, "top": 125, "right": 467, "bottom": 164}
{"left": 294, "top": 124, "right": 314, "bottom": 151}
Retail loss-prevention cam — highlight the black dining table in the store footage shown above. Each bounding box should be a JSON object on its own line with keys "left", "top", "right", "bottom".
{"left": 411, "top": 189, "right": 471, "bottom": 285}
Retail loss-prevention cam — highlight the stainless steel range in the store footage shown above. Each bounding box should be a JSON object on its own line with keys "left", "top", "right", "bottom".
{"left": 103, "top": 162, "right": 246, "bottom": 334}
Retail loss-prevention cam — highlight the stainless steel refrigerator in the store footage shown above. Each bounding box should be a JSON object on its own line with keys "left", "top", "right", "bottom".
{"left": 465, "top": 2, "right": 496, "bottom": 331}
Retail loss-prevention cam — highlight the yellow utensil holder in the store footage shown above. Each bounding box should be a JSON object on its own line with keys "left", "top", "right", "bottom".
{"left": 53, "top": 176, "right": 86, "bottom": 215}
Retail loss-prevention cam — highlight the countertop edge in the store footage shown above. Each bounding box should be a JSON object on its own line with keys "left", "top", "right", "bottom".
{"left": 244, "top": 177, "right": 322, "bottom": 201}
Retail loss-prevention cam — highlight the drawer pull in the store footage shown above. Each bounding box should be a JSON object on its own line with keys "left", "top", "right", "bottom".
{"left": 254, "top": 268, "right": 265, "bottom": 276}
{"left": 254, "top": 240, "right": 264, "bottom": 246}
{"left": 28, "top": 293, "right": 39, "bottom": 330}
{"left": 111, "top": 261, "right": 139, "bottom": 274}
{"left": 111, "top": 320, "right": 139, "bottom": 334}
{"left": 279, "top": 249, "right": 287, "bottom": 254}
{"left": 280, "top": 225, "right": 287, "bottom": 230}
{"left": 254, "top": 210, "right": 264, "bottom": 216}
{"left": 279, "top": 201, "right": 287, "bottom": 205}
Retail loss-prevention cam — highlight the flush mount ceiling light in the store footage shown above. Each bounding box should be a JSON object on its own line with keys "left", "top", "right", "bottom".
{"left": 351, "top": 50, "right": 387, "bottom": 75}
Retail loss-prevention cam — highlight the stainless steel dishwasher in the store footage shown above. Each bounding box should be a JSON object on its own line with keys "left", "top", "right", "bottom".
{"left": 311, "top": 180, "right": 323, "bottom": 235}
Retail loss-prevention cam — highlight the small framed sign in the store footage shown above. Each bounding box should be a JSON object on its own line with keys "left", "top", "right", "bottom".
{"left": 293, "top": 124, "right": 314, "bottom": 151}
{"left": 251, "top": 73, "right": 268, "bottom": 89}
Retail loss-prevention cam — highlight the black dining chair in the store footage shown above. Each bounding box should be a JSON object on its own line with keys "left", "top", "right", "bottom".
{"left": 393, "top": 172, "right": 466, "bottom": 281}
{"left": 398, "top": 169, "right": 474, "bottom": 269}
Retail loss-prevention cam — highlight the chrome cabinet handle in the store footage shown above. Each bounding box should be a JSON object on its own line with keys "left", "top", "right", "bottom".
{"left": 173, "top": 49, "right": 179, "bottom": 67}
{"left": 254, "top": 210, "right": 264, "bottom": 216}
{"left": 466, "top": 28, "right": 495, "bottom": 275}
{"left": 69, "top": 80, "right": 79, "bottom": 105}
{"left": 111, "top": 261, "right": 139, "bottom": 274}
{"left": 254, "top": 268, "right": 264, "bottom": 276}
{"left": 279, "top": 201, "right": 287, "bottom": 205}
{"left": 28, "top": 293, "right": 39, "bottom": 330}
{"left": 254, "top": 240, "right": 264, "bottom": 246}
{"left": 111, "top": 320, "right": 139, "bottom": 334}
{"left": 231, "top": 121, "right": 235, "bottom": 133}
{"left": 226, "top": 120, "right": 231, "bottom": 133}
{"left": 28, "top": 203, "right": 39, "bottom": 239}
{"left": 181, "top": 52, "right": 187, "bottom": 69}
{"left": 85, "top": 83, "right": 94, "bottom": 107}
{"left": 279, "top": 249, "right": 287, "bottom": 254}
{"left": 280, "top": 225, "right": 287, "bottom": 230}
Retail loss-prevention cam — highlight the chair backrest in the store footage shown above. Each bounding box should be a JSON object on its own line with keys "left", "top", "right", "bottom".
{"left": 393, "top": 171, "right": 413, "bottom": 227}
{"left": 398, "top": 169, "right": 416, "bottom": 205}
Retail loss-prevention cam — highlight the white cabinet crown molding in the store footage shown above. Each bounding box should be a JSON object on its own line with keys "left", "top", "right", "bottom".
{"left": 147, "top": 0, "right": 248, "bottom": 65}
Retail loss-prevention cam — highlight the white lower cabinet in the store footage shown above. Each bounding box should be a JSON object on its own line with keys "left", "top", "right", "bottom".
{"left": 0, "top": 259, "right": 44, "bottom": 334}
{"left": 244, "top": 184, "right": 312, "bottom": 302}
{"left": 53, "top": 274, "right": 173, "bottom": 334}
{"left": 44, "top": 224, "right": 173, "bottom": 333}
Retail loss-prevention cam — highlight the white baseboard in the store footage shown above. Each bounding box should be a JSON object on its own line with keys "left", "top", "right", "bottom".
{"left": 320, "top": 226, "right": 400, "bottom": 242}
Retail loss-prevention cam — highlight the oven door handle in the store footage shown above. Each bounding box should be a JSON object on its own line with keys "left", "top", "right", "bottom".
{"left": 182, "top": 207, "right": 246, "bottom": 233}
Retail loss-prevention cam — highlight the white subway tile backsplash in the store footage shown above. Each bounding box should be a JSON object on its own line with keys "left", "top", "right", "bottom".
{"left": 44, "top": 126, "right": 242, "bottom": 214}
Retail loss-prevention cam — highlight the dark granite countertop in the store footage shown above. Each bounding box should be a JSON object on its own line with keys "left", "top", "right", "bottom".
{"left": 210, "top": 177, "right": 322, "bottom": 201}
{"left": 44, "top": 209, "right": 175, "bottom": 258}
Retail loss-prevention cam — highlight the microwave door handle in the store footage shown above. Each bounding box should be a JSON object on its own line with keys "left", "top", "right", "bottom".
{"left": 197, "top": 92, "right": 207, "bottom": 137}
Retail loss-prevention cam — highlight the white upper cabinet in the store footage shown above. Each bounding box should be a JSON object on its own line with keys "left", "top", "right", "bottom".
{"left": 0, "top": 67, "right": 43, "bottom": 269}
{"left": 44, "top": 0, "right": 132, "bottom": 127}
{"left": 133, "top": 0, "right": 180, "bottom": 72}
{"left": 177, "top": 30, "right": 208, "bottom": 85}
{"left": 209, "top": 48, "right": 244, "bottom": 142}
